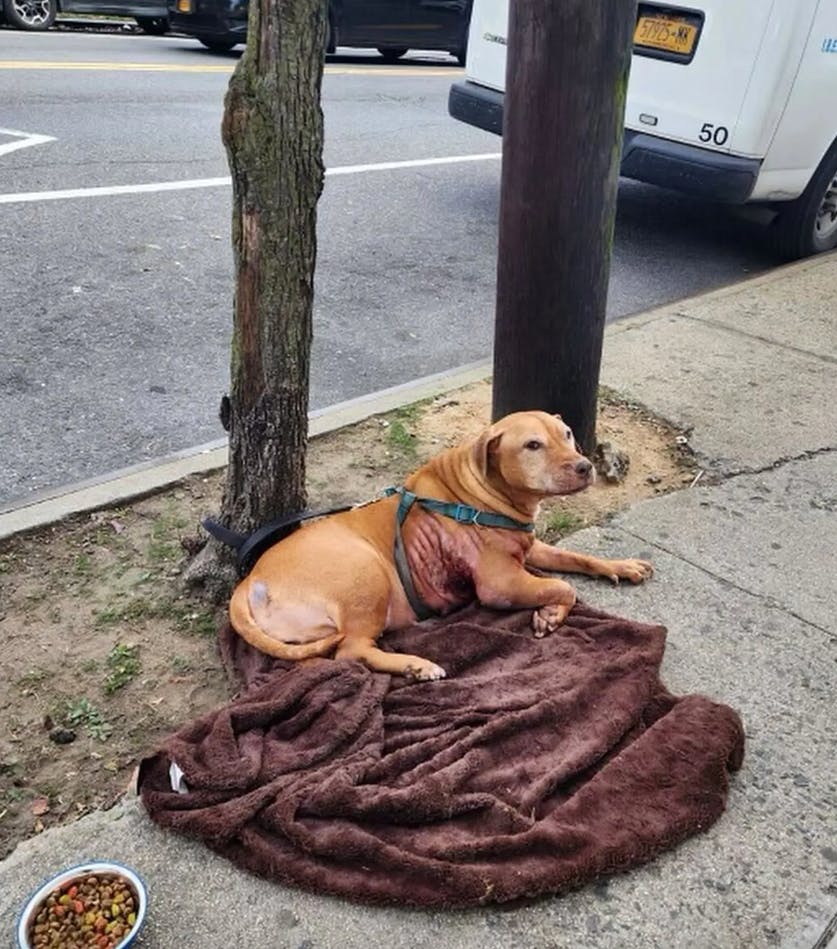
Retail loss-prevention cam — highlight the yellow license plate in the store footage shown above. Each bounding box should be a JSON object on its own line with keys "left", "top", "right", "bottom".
{"left": 634, "top": 15, "right": 698, "bottom": 55}
{"left": 176, "top": 0, "right": 192, "bottom": 12}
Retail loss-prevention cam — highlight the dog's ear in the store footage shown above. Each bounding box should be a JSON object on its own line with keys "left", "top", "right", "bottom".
{"left": 473, "top": 430, "right": 503, "bottom": 477}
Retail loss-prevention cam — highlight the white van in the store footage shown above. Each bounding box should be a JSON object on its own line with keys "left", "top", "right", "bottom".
{"left": 450, "top": 1, "right": 837, "bottom": 259}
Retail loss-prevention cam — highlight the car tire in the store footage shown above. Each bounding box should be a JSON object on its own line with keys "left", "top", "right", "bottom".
{"left": 325, "top": 13, "right": 335, "bottom": 54}
{"left": 198, "top": 34, "right": 238, "bottom": 52}
{"left": 136, "top": 15, "right": 169, "bottom": 35}
{"left": 3, "top": 0, "right": 56, "bottom": 30}
{"left": 771, "top": 137, "right": 837, "bottom": 260}
{"left": 377, "top": 46, "right": 408, "bottom": 62}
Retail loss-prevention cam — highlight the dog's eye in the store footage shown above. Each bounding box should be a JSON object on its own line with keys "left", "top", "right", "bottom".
{"left": 565, "top": 429, "right": 572, "bottom": 441}
{"left": 524, "top": 440, "right": 543, "bottom": 451}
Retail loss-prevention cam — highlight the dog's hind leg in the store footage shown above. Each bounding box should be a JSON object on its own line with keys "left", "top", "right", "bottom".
{"left": 337, "top": 638, "right": 446, "bottom": 681}
{"left": 334, "top": 613, "right": 446, "bottom": 681}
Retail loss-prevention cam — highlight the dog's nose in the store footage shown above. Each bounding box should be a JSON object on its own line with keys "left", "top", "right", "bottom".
{"left": 575, "top": 459, "right": 593, "bottom": 477}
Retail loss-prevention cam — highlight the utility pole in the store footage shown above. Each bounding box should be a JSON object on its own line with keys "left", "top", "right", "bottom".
{"left": 491, "top": 0, "right": 637, "bottom": 453}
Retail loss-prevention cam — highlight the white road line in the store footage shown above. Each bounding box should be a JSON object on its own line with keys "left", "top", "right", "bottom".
{"left": 0, "top": 127, "right": 57, "bottom": 158}
{"left": 0, "top": 153, "right": 501, "bottom": 205}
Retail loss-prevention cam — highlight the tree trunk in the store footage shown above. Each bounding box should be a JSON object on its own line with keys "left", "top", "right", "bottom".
{"left": 185, "top": 0, "right": 327, "bottom": 598}
{"left": 491, "top": 0, "right": 636, "bottom": 454}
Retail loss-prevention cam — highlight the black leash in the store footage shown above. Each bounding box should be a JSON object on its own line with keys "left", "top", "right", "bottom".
{"left": 203, "top": 504, "right": 353, "bottom": 576}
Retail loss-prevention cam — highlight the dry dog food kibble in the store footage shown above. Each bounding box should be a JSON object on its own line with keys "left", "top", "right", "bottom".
{"left": 28, "top": 873, "right": 138, "bottom": 949}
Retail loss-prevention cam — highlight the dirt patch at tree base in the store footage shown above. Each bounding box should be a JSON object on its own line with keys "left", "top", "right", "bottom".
{"left": 0, "top": 379, "right": 697, "bottom": 859}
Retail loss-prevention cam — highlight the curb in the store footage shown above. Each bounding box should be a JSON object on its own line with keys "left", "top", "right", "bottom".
{"left": 0, "top": 360, "right": 490, "bottom": 541}
{"left": 2, "top": 251, "right": 832, "bottom": 543}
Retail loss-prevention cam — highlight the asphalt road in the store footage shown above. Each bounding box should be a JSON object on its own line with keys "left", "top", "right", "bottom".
{"left": 0, "top": 28, "right": 783, "bottom": 507}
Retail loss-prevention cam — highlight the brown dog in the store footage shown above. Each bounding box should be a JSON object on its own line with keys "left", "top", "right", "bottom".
{"left": 228, "top": 411, "right": 652, "bottom": 680}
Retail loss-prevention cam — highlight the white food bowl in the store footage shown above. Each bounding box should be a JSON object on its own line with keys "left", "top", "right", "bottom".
{"left": 17, "top": 861, "right": 147, "bottom": 949}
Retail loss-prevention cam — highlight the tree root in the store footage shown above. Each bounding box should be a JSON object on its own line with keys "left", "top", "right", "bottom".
{"left": 182, "top": 538, "right": 238, "bottom": 605}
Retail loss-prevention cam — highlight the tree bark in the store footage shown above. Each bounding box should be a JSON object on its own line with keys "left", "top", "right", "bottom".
{"left": 491, "top": 0, "right": 637, "bottom": 454}
{"left": 186, "top": 0, "right": 327, "bottom": 597}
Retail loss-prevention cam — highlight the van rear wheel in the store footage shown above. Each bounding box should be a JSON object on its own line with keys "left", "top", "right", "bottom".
{"left": 378, "top": 47, "right": 408, "bottom": 62}
{"left": 198, "top": 34, "right": 238, "bottom": 52}
{"left": 136, "top": 16, "right": 169, "bottom": 34}
{"left": 771, "top": 139, "right": 837, "bottom": 260}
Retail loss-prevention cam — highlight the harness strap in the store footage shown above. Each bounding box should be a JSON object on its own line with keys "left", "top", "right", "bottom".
{"left": 392, "top": 507, "right": 436, "bottom": 621}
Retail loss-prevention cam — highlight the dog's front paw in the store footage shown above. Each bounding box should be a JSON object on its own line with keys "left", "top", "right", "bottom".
{"left": 404, "top": 660, "right": 447, "bottom": 682}
{"left": 532, "top": 602, "right": 573, "bottom": 638}
{"left": 603, "top": 559, "right": 654, "bottom": 585}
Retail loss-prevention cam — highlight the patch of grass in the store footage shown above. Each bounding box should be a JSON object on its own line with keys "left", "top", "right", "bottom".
{"left": 74, "top": 553, "right": 93, "bottom": 577}
{"left": 386, "top": 419, "right": 417, "bottom": 456}
{"left": 94, "top": 597, "right": 158, "bottom": 626}
{"left": 104, "top": 643, "right": 141, "bottom": 694}
{"left": 171, "top": 656, "right": 193, "bottom": 674}
{"left": 93, "top": 594, "right": 216, "bottom": 637}
{"left": 147, "top": 506, "right": 189, "bottom": 564}
{"left": 545, "top": 509, "right": 584, "bottom": 538}
{"left": 382, "top": 401, "right": 426, "bottom": 461}
{"left": 16, "top": 669, "right": 49, "bottom": 689}
{"left": 64, "top": 698, "right": 112, "bottom": 741}
{"left": 392, "top": 402, "right": 423, "bottom": 426}
{"left": 168, "top": 602, "right": 218, "bottom": 637}
{"left": 81, "top": 659, "right": 99, "bottom": 673}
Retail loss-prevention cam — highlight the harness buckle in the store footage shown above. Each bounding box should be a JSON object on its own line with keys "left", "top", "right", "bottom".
{"left": 449, "top": 502, "right": 479, "bottom": 525}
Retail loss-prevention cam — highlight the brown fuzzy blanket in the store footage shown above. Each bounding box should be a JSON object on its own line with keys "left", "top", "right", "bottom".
{"left": 139, "top": 602, "right": 744, "bottom": 907}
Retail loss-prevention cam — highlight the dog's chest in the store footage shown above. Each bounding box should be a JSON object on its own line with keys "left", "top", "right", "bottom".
{"left": 405, "top": 514, "right": 525, "bottom": 611}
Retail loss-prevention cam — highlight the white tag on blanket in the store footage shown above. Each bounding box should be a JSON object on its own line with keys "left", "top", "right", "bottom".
{"left": 168, "top": 761, "right": 190, "bottom": 794}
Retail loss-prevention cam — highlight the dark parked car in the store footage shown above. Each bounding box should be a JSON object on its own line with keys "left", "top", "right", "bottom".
{"left": 1, "top": 0, "right": 168, "bottom": 33}
{"left": 168, "top": 0, "right": 470, "bottom": 62}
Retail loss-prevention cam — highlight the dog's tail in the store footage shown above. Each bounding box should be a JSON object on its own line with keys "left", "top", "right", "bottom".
{"left": 228, "top": 582, "right": 342, "bottom": 661}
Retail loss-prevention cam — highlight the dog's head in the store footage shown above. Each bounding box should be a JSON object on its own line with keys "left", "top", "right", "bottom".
{"left": 472, "top": 411, "right": 595, "bottom": 499}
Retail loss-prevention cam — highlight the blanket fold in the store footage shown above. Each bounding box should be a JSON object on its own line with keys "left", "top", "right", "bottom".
{"left": 140, "top": 602, "right": 744, "bottom": 907}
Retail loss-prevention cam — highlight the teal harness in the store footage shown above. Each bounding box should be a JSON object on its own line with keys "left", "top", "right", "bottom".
{"left": 382, "top": 486, "right": 535, "bottom": 621}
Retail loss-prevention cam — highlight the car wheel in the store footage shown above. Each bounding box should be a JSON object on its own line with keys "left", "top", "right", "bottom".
{"left": 325, "top": 13, "right": 335, "bottom": 54}
{"left": 198, "top": 34, "right": 238, "bottom": 52}
{"left": 377, "top": 46, "right": 408, "bottom": 63}
{"left": 3, "top": 0, "right": 56, "bottom": 30}
{"left": 136, "top": 15, "right": 169, "bottom": 35}
{"left": 771, "top": 138, "right": 837, "bottom": 260}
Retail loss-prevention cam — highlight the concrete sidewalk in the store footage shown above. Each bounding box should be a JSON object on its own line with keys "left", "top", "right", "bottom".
{"left": 2, "top": 255, "right": 836, "bottom": 948}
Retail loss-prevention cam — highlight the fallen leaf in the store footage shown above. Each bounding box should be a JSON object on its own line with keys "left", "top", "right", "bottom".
{"left": 32, "top": 797, "right": 50, "bottom": 816}
{"left": 110, "top": 520, "right": 126, "bottom": 534}
{"left": 33, "top": 819, "right": 45, "bottom": 833}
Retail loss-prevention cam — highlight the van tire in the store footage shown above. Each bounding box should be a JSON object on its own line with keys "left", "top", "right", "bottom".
{"left": 136, "top": 16, "right": 169, "bottom": 35}
{"left": 771, "top": 138, "right": 837, "bottom": 260}
{"left": 325, "top": 14, "right": 335, "bottom": 54}
{"left": 378, "top": 47, "right": 408, "bottom": 62}
{"left": 198, "top": 34, "right": 238, "bottom": 52}
{"left": 3, "top": 0, "right": 56, "bottom": 30}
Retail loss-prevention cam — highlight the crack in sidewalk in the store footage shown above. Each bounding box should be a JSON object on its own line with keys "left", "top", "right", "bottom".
{"left": 675, "top": 310, "right": 837, "bottom": 366}
{"left": 692, "top": 444, "right": 836, "bottom": 482}
{"left": 612, "top": 525, "right": 835, "bottom": 640}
